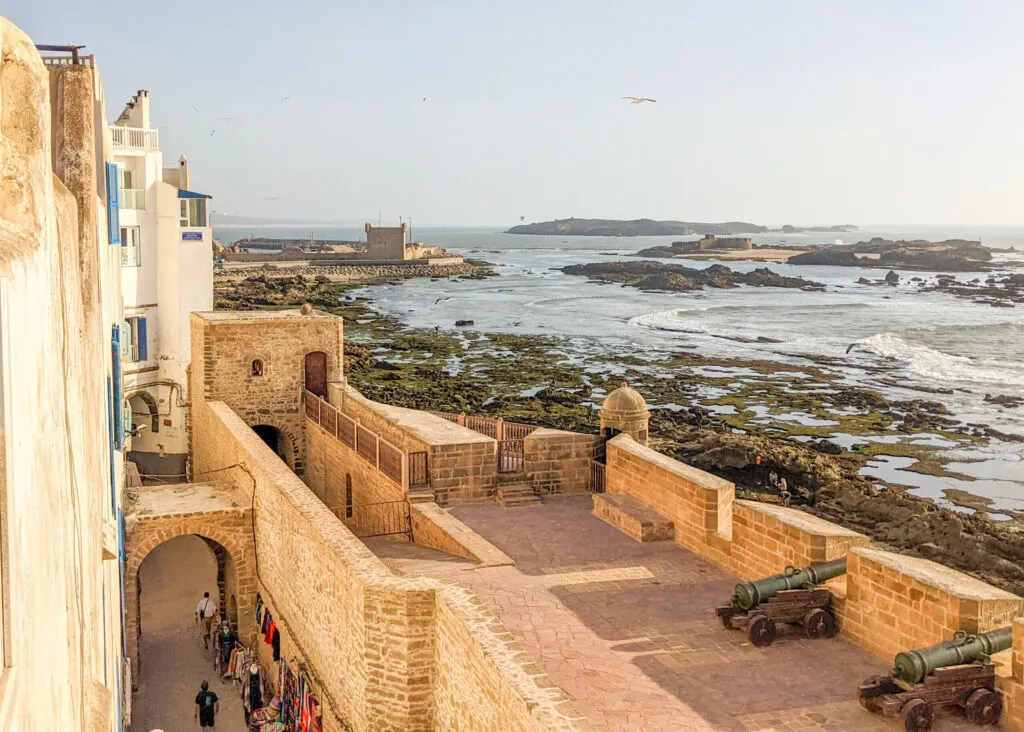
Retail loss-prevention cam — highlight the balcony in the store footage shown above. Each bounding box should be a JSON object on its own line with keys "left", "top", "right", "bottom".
{"left": 111, "top": 126, "right": 159, "bottom": 152}
{"left": 120, "top": 188, "right": 146, "bottom": 210}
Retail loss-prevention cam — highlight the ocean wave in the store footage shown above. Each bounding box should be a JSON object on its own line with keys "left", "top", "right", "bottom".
{"left": 856, "top": 333, "right": 1024, "bottom": 387}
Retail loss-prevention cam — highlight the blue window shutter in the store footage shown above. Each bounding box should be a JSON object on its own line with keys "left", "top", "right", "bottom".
{"left": 137, "top": 317, "right": 148, "bottom": 361}
{"left": 105, "top": 163, "right": 121, "bottom": 245}
{"left": 111, "top": 325, "right": 123, "bottom": 450}
{"left": 106, "top": 375, "right": 116, "bottom": 485}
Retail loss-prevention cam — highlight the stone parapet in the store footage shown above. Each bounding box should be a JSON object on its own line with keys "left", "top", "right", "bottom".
{"left": 525, "top": 429, "right": 600, "bottom": 495}
{"left": 840, "top": 546, "right": 1023, "bottom": 662}
{"left": 410, "top": 501, "right": 514, "bottom": 566}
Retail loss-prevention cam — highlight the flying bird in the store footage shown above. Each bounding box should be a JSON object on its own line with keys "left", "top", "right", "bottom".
{"left": 434, "top": 296, "right": 451, "bottom": 305}
{"left": 519, "top": 215, "right": 525, "bottom": 222}
{"left": 210, "top": 129, "right": 217, "bottom": 136}
{"left": 192, "top": 105, "right": 200, "bottom": 113}
{"left": 422, "top": 97, "right": 427, "bottom": 102}
{"left": 280, "top": 96, "right": 291, "bottom": 102}
{"left": 622, "top": 96, "right": 657, "bottom": 104}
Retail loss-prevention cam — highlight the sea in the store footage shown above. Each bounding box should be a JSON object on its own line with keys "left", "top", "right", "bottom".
{"left": 215, "top": 224, "right": 1024, "bottom": 515}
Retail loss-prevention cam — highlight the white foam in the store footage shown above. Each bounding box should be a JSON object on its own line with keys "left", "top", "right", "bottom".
{"left": 858, "top": 333, "right": 1024, "bottom": 387}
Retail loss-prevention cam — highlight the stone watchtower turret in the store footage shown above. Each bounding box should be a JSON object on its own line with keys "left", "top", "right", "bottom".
{"left": 599, "top": 382, "right": 650, "bottom": 445}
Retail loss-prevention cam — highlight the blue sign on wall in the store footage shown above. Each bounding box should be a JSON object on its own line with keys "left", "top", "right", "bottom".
{"left": 181, "top": 231, "right": 203, "bottom": 241}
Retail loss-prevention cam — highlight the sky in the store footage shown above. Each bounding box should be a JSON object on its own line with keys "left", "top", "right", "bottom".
{"left": 10, "top": 1, "right": 1024, "bottom": 226}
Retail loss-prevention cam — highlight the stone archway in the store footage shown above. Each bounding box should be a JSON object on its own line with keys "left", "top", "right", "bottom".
{"left": 252, "top": 423, "right": 298, "bottom": 471}
{"left": 125, "top": 487, "right": 255, "bottom": 675}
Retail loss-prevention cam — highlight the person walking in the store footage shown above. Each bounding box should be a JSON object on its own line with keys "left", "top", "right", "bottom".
{"left": 778, "top": 477, "right": 791, "bottom": 507}
{"left": 216, "top": 620, "right": 236, "bottom": 676}
{"left": 195, "top": 592, "right": 216, "bottom": 649}
{"left": 194, "top": 680, "right": 219, "bottom": 729}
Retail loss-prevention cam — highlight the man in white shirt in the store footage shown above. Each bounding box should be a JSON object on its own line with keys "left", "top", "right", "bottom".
{"left": 196, "top": 592, "right": 216, "bottom": 649}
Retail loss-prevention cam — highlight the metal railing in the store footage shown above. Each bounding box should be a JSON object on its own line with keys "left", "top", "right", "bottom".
{"left": 408, "top": 451, "right": 429, "bottom": 488}
{"left": 589, "top": 460, "right": 606, "bottom": 494}
{"left": 497, "top": 440, "right": 524, "bottom": 474}
{"left": 120, "top": 188, "right": 146, "bottom": 210}
{"left": 431, "top": 411, "right": 538, "bottom": 441}
{"left": 40, "top": 55, "right": 94, "bottom": 67}
{"left": 111, "top": 126, "right": 160, "bottom": 151}
{"left": 304, "top": 390, "right": 405, "bottom": 486}
{"left": 329, "top": 500, "right": 412, "bottom": 539}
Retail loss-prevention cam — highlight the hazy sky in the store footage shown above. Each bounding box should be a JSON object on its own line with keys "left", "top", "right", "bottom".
{"left": 11, "top": 1, "right": 1024, "bottom": 226}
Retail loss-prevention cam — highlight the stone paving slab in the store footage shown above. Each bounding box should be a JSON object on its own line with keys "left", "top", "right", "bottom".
{"left": 430, "top": 494, "right": 981, "bottom": 732}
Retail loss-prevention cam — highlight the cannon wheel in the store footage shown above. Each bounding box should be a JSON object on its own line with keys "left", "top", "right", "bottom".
{"left": 964, "top": 688, "right": 1001, "bottom": 726}
{"left": 901, "top": 698, "right": 933, "bottom": 732}
{"left": 747, "top": 614, "right": 776, "bottom": 648}
{"left": 802, "top": 608, "right": 835, "bottom": 639}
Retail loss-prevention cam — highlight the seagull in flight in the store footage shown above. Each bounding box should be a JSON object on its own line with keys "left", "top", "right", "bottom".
{"left": 434, "top": 296, "right": 451, "bottom": 305}
{"left": 210, "top": 129, "right": 217, "bottom": 136}
{"left": 192, "top": 105, "right": 200, "bottom": 113}
{"left": 280, "top": 96, "right": 291, "bottom": 102}
{"left": 623, "top": 96, "right": 657, "bottom": 104}
{"left": 520, "top": 215, "right": 525, "bottom": 222}
{"left": 422, "top": 97, "right": 427, "bottom": 102}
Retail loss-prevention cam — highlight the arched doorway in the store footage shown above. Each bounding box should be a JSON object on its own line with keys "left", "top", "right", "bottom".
{"left": 130, "top": 534, "right": 247, "bottom": 729}
{"left": 127, "top": 391, "right": 165, "bottom": 483}
{"left": 252, "top": 424, "right": 292, "bottom": 468}
{"left": 304, "top": 351, "right": 327, "bottom": 398}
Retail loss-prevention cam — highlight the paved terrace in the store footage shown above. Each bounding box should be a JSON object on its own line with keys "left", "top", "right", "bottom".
{"left": 369, "top": 495, "right": 977, "bottom": 731}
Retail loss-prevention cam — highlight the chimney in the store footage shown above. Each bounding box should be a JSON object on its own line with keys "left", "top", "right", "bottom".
{"left": 178, "top": 154, "right": 190, "bottom": 190}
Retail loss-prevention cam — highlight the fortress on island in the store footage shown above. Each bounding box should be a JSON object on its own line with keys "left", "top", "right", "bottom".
{"left": 2, "top": 17, "right": 1023, "bottom": 732}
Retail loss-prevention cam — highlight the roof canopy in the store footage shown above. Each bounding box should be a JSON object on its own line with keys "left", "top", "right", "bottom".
{"left": 177, "top": 189, "right": 212, "bottom": 199}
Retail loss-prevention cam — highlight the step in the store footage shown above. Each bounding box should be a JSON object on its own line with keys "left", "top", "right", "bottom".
{"left": 407, "top": 488, "right": 435, "bottom": 504}
{"left": 496, "top": 483, "right": 540, "bottom": 508}
{"left": 496, "top": 472, "right": 530, "bottom": 485}
{"left": 592, "top": 492, "right": 673, "bottom": 542}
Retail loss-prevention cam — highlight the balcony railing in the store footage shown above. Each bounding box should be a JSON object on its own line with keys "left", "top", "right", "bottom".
{"left": 120, "top": 188, "right": 146, "bottom": 210}
{"left": 111, "top": 126, "right": 159, "bottom": 151}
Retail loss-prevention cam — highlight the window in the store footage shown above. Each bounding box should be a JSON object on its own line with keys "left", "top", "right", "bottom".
{"left": 345, "top": 475, "right": 353, "bottom": 518}
{"left": 123, "top": 317, "right": 147, "bottom": 363}
{"left": 179, "top": 198, "right": 207, "bottom": 227}
{"left": 250, "top": 359, "right": 264, "bottom": 377}
{"left": 120, "top": 226, "right": 140, "bottom": 267}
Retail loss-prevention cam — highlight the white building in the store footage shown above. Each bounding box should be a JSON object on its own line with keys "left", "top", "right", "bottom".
{"left": 112, "top": 90, "right": 213, "bottom": 480}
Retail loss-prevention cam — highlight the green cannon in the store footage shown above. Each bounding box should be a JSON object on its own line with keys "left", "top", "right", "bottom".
{"left": 715, "top": 558, "right": 847, "bottom": 647}
{"left": 894, "top": 627, "right": 1013, "bottom": 684}
{"left": 730, "top": 557, "right": 848, "bottom": 611}
{"left": 859, "top": 627, "right": 1012, "bottom": 731}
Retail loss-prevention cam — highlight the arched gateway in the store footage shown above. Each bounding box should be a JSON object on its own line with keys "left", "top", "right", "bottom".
{"left": 124, "top": 482, "right": 256, "bottom": 676}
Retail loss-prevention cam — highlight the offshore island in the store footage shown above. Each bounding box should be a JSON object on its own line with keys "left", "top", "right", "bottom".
{"left": 505, "top": 217, "right": 857, "bottom": 236}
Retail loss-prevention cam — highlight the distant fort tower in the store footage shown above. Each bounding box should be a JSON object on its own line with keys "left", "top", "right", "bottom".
{"left": 699, "top": 234, "right": 753, "bottom": 250}
{"left": 599, "top": 382, "right": 650, "bottom": 445}
{"left": 365, "top": 221, "right": 408, "bottom": 260}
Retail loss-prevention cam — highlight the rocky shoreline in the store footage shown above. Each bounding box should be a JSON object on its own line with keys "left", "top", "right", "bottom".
{"left": 561, "top": 260, "right": 823, "bottom": 292}
{"left": 213, "top": 265, "right": 1024, "bottom": 596}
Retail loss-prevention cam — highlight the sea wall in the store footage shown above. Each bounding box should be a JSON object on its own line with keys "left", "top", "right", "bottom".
{"left": 193, "top": 398, "right": 587, "bottom": 730}
{"left": 600, "top": 433, "right": 1024, "bottom": 727}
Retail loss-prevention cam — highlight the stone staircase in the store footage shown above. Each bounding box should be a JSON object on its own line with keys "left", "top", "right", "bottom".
{"left": 407, "top": 488, "right": 434, "bottom": 504}
{"left": 495, "top": 474, "right": 540, "bottom": 508}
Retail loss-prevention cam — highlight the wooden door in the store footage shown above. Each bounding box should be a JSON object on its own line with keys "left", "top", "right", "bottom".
{"left": 304, "top": 351, "right": 328, "bottom": 398}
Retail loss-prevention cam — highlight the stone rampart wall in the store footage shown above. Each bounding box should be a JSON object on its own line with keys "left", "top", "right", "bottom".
{"left": 525, "top": 429, "right": 600, "bottom": 494}
{"left": 602, "top": 434, "right": 1024, "bottom": 728}
{"left": 305, "top": 417, "right": 404, "bottom": 510}
{"left": 193, "top": 398, "right": 587, "bottom": 730}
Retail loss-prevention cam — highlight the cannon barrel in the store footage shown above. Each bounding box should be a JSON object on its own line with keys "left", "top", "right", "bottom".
{"left": 893, "top": 626, "right": 1013, "bottom": 684}
{"left": 731, "top": 558, "right": 847, "bottom": 611}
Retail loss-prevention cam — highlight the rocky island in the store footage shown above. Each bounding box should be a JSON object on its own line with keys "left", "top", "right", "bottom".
{"left": 561, "top": 260, "right": 822, "bottom": 292}
{"left": 507, "top": 218, "right": 858, "bottom": 237}
{"left": 787, "top": 237, "right": 996, "bottom": 272}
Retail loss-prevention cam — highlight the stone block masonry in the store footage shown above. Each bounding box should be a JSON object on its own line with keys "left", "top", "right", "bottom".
{"left": 598, "top": 432, "right": 1024, "bottom": 730}
{"left": 592, "top": 493, "right": 673, "bottom": 542}
{"left": 525, "top": 429, "right": 600, "bottom": 495}
{"left": 305, "top": 416, "right": 404, "bottom": 510}
{"left": 192, "top": 394, "right": 588, "bottom": 730}
{"left": 189, "top": 310, "right": 344, "bottom": 474}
